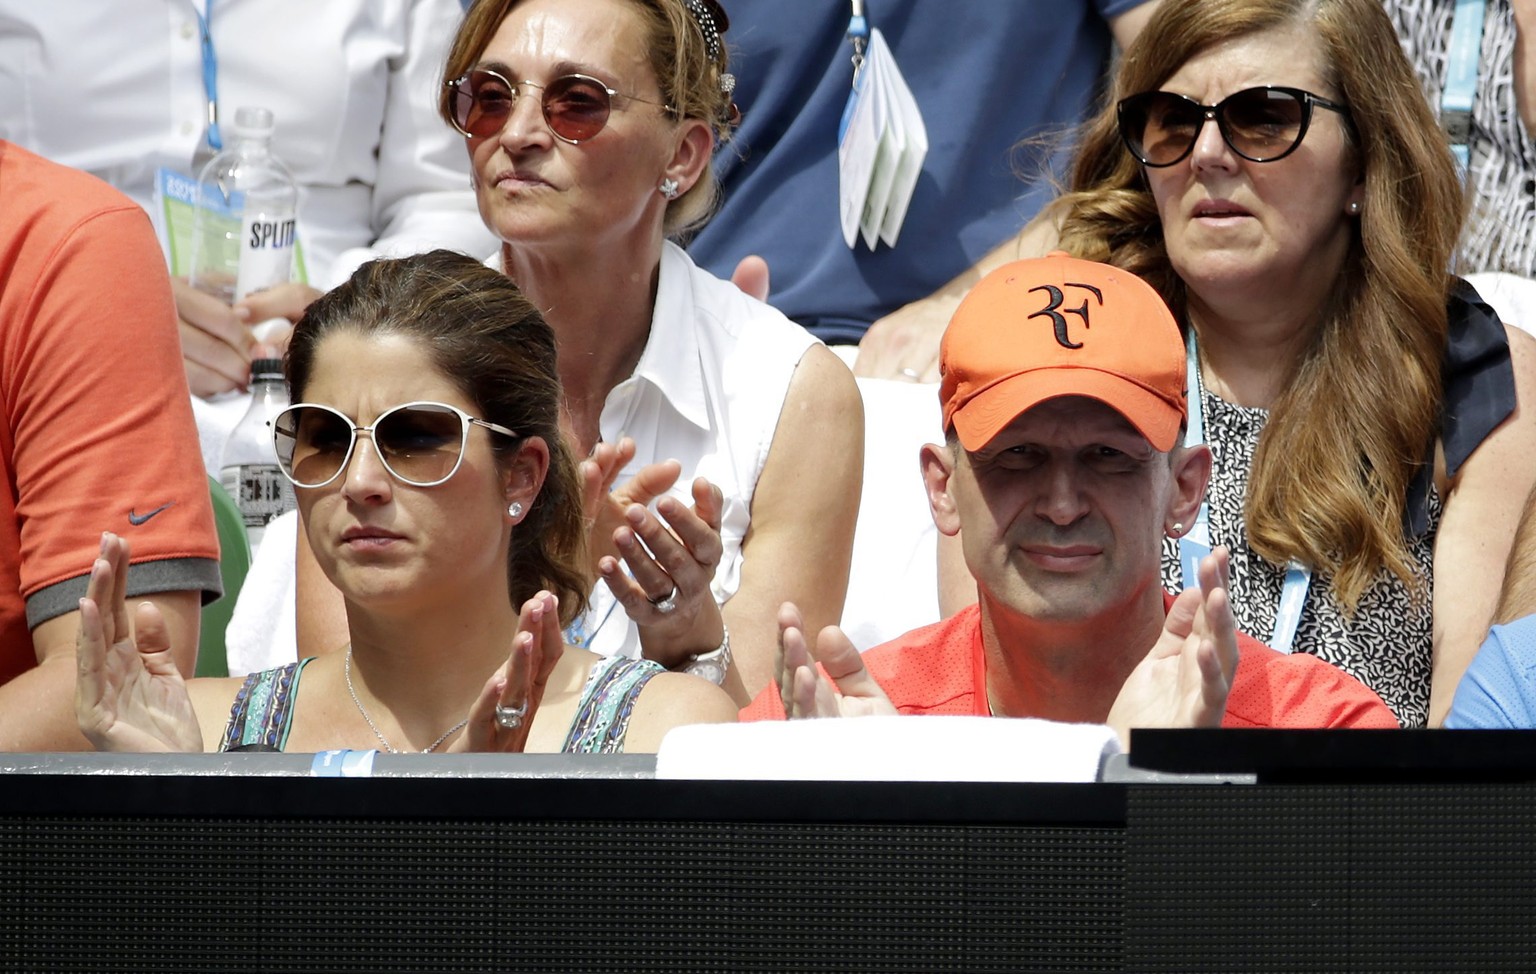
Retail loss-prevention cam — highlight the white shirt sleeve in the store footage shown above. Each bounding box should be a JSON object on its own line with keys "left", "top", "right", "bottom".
{"left": 322, "top": 0, "right": 500, "bottom": 287}
{"left": 0, "top": 0, "right": 498, "bottom": 288}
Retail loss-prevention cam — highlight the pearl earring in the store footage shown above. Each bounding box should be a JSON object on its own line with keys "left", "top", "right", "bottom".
{"left": 659, "top": 177, "right": 680, "bottom": 200}
{"left": 1348, "top": 201, "right": 1362, "bottom": 216}
{"left": 508, "top": 502, "right": 523, "bottom": 519}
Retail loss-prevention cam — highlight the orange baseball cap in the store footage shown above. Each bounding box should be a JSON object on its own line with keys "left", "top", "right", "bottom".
{"left": 939, "top": 252, "right": 1186, "bottom": 452}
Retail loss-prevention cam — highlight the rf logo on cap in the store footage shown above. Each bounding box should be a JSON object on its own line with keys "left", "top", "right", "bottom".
{"left": 938, "top": 250, "right": 1186, "bottom": 454}
{"left": 1028, "top": 282, "right": 1104, "bottom": 350}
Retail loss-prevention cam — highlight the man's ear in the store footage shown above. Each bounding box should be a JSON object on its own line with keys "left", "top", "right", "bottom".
{"left": 920, "top": 442, "right": 962, "bottom": 537}
{"left": 1166, "top": 443, "right": 1211, "bottom": 535}
{"left": 504, "top": 436, "right": 551, "bottom": 523}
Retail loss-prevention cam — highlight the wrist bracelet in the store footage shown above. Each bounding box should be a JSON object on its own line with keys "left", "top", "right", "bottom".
{"left": 680, "top": 622, "right": 731, "bottom": 686}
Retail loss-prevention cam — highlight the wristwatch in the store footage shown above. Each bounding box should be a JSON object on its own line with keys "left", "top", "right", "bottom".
{"left": 681, "top": 624, "right": 731, "bottom": 685}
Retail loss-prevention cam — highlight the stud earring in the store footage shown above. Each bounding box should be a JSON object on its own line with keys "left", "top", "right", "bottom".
{"left": 659, "top": 177, "right": 680, "bottom": 200}
{"left": 1348, "top": 201, "right": 1362, "bottom": 216}
{"left": 508, "top": 502, "right": 524, "bottom": 519}
{"left": 1171, "top": 522, "right": 1184, "bottom": 536}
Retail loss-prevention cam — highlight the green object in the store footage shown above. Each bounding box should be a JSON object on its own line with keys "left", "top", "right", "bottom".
{"left": 199, "top": 476, "right": 252, "bottom": 678}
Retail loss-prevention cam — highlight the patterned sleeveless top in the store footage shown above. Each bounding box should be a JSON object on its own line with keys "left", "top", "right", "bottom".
{"left": 220, "top": 655, "right": 664, "bottom": 753}
{"left": 1159, "top": 284, "right": 1516, "bottom": 728}
{"left": 1158, "top": 389, "right": 1440, "bottom": 728}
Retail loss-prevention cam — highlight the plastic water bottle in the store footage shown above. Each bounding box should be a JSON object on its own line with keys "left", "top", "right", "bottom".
{"left": 188, "top": 106, "right": 298, "bottom": 303}
{"left": 219, "top": 358, "right": 297, "bottom": 552}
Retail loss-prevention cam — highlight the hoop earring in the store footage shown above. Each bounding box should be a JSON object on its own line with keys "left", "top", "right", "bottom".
{"left": 659, "top": 177, "right": 680, "bottom": 200}
{"left": 508, "top": 502, "right": 524, "bottom": 519}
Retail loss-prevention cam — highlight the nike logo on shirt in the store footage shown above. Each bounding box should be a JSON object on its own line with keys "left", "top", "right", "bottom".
{"left": 128, "top": 502, "right": 174, "bottom": 526}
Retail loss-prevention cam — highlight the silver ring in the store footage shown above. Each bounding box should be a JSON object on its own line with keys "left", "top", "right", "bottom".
{"left": 494, "top": 700, "right": 528, "bottom": 730}
{"left": 898, "top": 367, "right": 921, "bottom": 381}
{"left": 649, "top": 586, "right": 678, "bottom": 615}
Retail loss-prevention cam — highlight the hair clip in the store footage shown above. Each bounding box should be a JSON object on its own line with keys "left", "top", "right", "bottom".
{"left": 681, "top": 0, "right": 726, "bottom": 62}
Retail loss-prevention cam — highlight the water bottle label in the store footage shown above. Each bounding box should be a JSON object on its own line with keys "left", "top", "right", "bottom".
{"left": 160, "top": 167, "right": 310, "bottom": 288}
{"left": 220, "top": 463, "right": 296, "bottom": 529}
{"left": 235, "top": 211, "right": 297, "bottom": 300}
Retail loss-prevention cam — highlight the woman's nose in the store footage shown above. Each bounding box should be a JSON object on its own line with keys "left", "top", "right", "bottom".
{"left": 339, "top": 434, "right": 393, "bottom": 504}
{"left": 1188, "top": 111, "right": 1238, "bottom": 172}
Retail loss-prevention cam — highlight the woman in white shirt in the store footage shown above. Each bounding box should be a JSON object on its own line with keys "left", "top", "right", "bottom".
{"left": 293, "top": 0, "right": 864, "bottom": 706}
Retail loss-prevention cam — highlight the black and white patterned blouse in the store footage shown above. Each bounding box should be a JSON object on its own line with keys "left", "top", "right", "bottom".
{"left": 1389, "top": 0, "right": 1536, "bottom": 275}
{"left": 1158, "top": 283, "right": 1516, "bottom": 728}
{"left": 1158, "top": 388, "right": 1440, "bottom": 727}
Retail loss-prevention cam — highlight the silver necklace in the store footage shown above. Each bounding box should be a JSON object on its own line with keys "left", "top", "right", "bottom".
{"left": 343, "top": 646, "right": 469, "bottom": 753}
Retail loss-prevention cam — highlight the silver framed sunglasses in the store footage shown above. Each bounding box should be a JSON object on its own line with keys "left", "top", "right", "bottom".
{"left": 445, "top": 67, "right": 674, "bottom": 145}
{"left": 270, "top": 401, "right": 518, "bottom": 489}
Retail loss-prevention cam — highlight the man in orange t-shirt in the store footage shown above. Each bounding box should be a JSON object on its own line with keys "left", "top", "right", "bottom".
{"left": 747, "top": 254, "right": 1396, "bottom": 734}
{"left": 0, "top": 142, "right": 221, "bottom": 749}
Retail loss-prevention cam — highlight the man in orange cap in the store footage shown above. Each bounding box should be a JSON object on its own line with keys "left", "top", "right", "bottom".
{"left": 746, "top": 254, "right": 1397, "bottom": 732}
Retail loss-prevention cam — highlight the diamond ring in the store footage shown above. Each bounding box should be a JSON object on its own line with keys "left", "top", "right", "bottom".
{"left": 494, "top": 700, "right": 529, "bottom": 730}
{"left": 649, "top": 586, "right": 678, "bottom": 615}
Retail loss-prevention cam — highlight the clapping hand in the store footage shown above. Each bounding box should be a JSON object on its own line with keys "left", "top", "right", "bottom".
{"left": 776, "top": 602, "right": 897, "bottom": 718}
{"left": 579, "top": 437, "right": 678, "bottom": 567}
{"left": 1106, "top": 546, "right": 1240, "bottom": 750}
{"left": 455, "top": 591, "right": 564, "bottom": 752}
{"left": 581, "top": 437, "right": 726, "bottom": 664}
{"left": 74, "top": 532, "right": 203, "bottom": 752}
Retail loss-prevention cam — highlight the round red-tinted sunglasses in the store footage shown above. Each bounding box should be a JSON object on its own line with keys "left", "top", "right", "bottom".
{"left": 445, "top": 68, "right": 674, "bottom": 145}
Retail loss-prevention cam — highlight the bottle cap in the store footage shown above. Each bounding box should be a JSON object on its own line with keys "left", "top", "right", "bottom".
{"left": 231, "top": 106, "right": 276, "bottom": 141}
{"left": 251, "top": 358, "right": 285, "bottom": 380}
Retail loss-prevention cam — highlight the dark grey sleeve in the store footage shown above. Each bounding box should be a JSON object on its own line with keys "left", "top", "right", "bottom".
{"left": 25, "top": 557, "right": 224, "bottom": 630}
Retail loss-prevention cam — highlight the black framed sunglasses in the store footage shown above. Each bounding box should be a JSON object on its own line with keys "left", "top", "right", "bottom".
{"left": 1117, "top": 85, "right": 1351, "bottom": 167}
{"left": 270, "top": 401, "right": 518, "bottom": 489}
{"left": 445, "top": 68, "right": 674, "bottom": 145}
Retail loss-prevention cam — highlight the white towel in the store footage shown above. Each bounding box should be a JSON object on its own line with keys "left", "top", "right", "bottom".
{"left": 655, "top": 716, "right": 1121, "bottom": 782}
{"left": 224, "top": 508, "right": 300, "bottom": 676}
{"left": 838, "top": 374, "right": 946, "bottom": 651}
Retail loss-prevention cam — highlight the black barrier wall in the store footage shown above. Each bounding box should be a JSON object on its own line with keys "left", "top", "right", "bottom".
{"left": 0, "top": 757, "right": 1124, "bottom": 973}
{"left": 5, "top": 734, "right": 1536, "bottom": 973}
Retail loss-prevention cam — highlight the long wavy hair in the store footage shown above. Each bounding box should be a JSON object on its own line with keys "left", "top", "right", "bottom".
{"left": 442, "top": 0, "right": 737, "bottom": 239}
{"left": 286, "top": 250, "right": 590, "bottom": 626}
{"left": 1056, "top": 0, "right": 1464, "bottom": 608}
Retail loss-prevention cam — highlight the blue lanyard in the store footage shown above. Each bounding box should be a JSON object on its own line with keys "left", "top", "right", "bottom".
{"left": 196, "top": 0, "right": 222, "bottom": 151}
{"left": 563, "top": 470, "right": 627, "bottom": 649}
{"left": 564, "top": 595, "right": 621, "bottom": 650}
{"left": 846, "top": 0, "right": 868, "bottom": 73}
{"left": 1182, "top": 332, "right": 1311, "bottom": 653}
{"left": 1442, "top": 0, "right": 1487, "bottom": 173}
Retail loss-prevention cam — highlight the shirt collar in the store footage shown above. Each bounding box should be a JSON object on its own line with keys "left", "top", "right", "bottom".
{"left": 486, "top": 241, "right": 712, "bottom": 433}
{"left": 623, "top": 241, "right": 710, "bottom": 432}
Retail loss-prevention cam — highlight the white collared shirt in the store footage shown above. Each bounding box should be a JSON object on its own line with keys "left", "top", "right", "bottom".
{"left": 0, "top": 0, "right": 497, "bottom": 288}
{"left": 569, "top": 241, "right": 819, "bottom": 658}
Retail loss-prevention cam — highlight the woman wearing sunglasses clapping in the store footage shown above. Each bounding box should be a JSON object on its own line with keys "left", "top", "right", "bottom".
{"left": 289, "top": 0, "right": 862, "bottom": 708}
{"left": 76, "top": 251, "right": 737, "bottom": 754}
{"left": 1010, "top": 0, "right": 1536, "bottom": 728}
